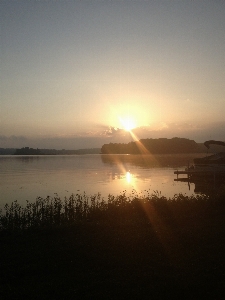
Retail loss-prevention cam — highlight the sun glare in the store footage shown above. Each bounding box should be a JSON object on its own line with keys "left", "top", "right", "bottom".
{"left": 125, "top": 171, "right": 132, "bottom": 183}
{"left": 119, "top": 117, "right": 136, "bottom": 132}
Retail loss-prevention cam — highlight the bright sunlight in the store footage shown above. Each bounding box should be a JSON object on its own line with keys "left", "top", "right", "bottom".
{"left": 119, "top": 117, "right": 136, "bottom": 132}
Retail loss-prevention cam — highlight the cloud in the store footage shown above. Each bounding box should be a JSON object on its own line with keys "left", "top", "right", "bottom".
{"left": 102, "top": 126, "right": 127, "bottom": 137}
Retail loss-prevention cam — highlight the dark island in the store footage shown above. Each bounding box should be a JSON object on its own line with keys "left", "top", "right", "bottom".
{"left": 101, "top": 137, "right": 199, "bottom": 154}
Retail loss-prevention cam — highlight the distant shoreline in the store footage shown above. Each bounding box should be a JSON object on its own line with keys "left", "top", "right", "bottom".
{"left": 1, "top": 139, "right": 225, "bottom": 156}
{"left": 0, "top": 147, "right": 101, "bottom": 155}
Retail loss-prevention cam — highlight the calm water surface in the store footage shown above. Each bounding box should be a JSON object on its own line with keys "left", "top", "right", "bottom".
{"left": 0, "top": 154, "right": 206, "bottom": 206}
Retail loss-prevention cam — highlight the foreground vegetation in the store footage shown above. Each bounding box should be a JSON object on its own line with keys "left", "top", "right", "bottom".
{"left": 1, "top": 191, "right": 225, "bottom": 299}
{"left": 0, "top": 191, "right": 214, "bottom": 231}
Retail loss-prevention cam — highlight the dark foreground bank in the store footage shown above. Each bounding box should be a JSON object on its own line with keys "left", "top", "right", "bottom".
{"left": 1, "top": 192, "right": 225, "bottom": 299}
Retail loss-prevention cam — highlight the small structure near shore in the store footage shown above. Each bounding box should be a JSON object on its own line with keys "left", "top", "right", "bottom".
{"left": 174, "top": 140, "right": 225, "bottom": 194}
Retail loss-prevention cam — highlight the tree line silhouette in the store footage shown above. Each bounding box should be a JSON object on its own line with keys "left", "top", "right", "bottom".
{"left": 101, "top": 138, "right": 199, "bottom": 154}
{"left": 14, "top": 147, "right": 100, "bottom": 155}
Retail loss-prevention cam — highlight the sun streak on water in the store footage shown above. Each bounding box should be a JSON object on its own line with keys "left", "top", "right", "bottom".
{"left": 126, "top": 171, "right": 132, "bottom": 183}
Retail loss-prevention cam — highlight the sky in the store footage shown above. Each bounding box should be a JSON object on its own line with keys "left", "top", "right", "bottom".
{"left": 1, "top": 0, "right": 225, "bottom": 149}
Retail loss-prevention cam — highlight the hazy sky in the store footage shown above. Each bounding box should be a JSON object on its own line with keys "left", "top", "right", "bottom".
{"left": 1, "top": 0, "right": 225, "bottom": 149}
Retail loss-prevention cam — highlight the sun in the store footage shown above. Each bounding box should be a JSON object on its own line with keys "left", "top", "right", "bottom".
{"left": 119, "top": 117, "right": 136, "bottom": 132}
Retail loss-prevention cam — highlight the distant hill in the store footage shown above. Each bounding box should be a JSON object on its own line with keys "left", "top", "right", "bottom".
{"left": 101, "top": 138, "right": 200, "bottom": 154}
{"left": 101, "top": 138, "right": 225, "bottom": 155}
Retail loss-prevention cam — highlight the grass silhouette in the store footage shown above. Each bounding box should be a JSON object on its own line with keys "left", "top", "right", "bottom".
{"left": 0, "top": 190, "right": 217, "bottom": 231}
{"left": 1, "top": 190, "right": 225, "bottom": 299}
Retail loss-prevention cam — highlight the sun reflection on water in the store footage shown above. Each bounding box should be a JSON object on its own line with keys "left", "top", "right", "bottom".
{"left": 125, "top": 171, "right": 132, "bottom": 183}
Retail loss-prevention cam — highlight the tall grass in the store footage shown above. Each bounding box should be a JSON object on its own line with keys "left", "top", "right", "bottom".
{"left": 0, "top": 190, "right": 224, "bottom": 232}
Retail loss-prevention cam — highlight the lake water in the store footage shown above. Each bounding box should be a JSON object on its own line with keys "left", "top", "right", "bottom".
{"left": 0, "top": 154, "right": 207, "bottom": 207}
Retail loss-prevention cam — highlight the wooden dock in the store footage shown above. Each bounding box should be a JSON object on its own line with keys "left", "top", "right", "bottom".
{"left": 174, "top": 169, "right": 225, "bottom": 179}
{"left": 174, "top": 170, "right": 192, "bottom": 175}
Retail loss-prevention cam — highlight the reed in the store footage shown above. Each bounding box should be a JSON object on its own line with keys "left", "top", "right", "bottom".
{"left": 1, "top": 190, "right": 225, "bottom": 299}
{"left": 1, "top": 189, "right": 224, "bottom": 232}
